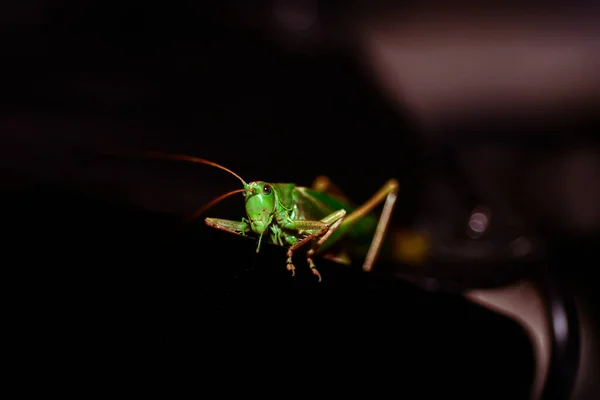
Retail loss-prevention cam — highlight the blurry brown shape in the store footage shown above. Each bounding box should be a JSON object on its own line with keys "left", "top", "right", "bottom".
{"left": 356, "top": 10, "right": 600, "bottom": 130}
{"left": 466, "top": 281, "right": 550, "bottom": 400}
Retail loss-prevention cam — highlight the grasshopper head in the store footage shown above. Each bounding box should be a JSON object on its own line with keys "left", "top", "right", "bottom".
{"left": 245, "top": 181, "right": 276, "bottom": 235}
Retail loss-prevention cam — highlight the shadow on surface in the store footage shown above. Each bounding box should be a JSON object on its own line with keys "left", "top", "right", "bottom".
{"left": 6, "top": 183, "right": 534, "bottom": 398}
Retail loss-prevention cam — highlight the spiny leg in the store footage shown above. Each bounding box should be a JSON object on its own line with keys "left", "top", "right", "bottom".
{"left": 206, "top": 218, "right": 251, "bottom": 236}
{"left": 312, "top": 176, "right": 400, "bottom": 272}
{"left": 285, "top": 222, "right": 329, "bottom": 278}
{"left": 305, "top": 209, "right": 346, "bottom": 281}
{"left": 312, "top": 175, "right": 399, "bottom": 272}
{"left": 342, "top": 179, "right": 399, "bottom": 272}
{"left": 283, "top": 209, "right": 345, "bottom": 281}
{"left": 303, "top": 176, "right": 352, "bottom": 265}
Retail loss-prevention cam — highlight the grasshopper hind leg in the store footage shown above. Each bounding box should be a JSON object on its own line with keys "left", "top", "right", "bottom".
{"left": 312, "top": 176, "right": 400, "bottom": 273}
{"left": 344, "top": 179, "right": 399, "bottom": 272}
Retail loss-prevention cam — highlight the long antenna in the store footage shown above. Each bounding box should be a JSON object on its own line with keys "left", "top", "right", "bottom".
{"left": 185, "top": 188, "right": 246, "bottom": 225}
{"left": 145, "top": 151, "right": 247, "bottom": 186}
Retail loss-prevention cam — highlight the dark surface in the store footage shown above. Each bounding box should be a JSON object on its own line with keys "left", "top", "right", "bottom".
{"left": 6, "top": 183, "right": 535, "bottom": 398}
{"left": 2, "top": 2, "right": 597, "bottom": 398}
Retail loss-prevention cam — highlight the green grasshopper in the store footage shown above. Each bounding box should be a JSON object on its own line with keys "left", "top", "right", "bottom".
{"left": 147, "top": 151, "right": 423, "bottom": 282}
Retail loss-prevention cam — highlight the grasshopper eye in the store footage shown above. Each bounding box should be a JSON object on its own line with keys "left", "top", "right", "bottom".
{"left": 263, "top": 184, "right": 272, "bottom": 195}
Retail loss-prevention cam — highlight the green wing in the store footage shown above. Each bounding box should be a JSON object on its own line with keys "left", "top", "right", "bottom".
{"left": 272, "top": 183, "right": 296, "bottom": 210}
{"left": 269, "top": 184, "right": 381, "bottom": 264}
{"left": 293, "top": 186, "right": 378, "bottom": 246}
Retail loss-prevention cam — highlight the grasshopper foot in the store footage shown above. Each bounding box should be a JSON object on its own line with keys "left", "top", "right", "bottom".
{"left": 307, "top": 257, "right": 322, "bottom": 282}
{"left": 310, "top": 266, "right": 322, "bottom": 282}
{"left": 307, "top": 250, "right": 322, "bottom": 282}
{"left": 286, "top": 262, "right": 296, "bottom": 277}
{"left": 286, "top": 250, "right": 297, "bottom": 277}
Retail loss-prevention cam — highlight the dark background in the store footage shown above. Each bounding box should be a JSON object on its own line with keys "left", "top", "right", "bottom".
{"left": 2, "top": 2, "right": 598, "bottom": 399}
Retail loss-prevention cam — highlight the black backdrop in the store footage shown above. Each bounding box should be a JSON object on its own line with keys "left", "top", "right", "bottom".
{"left": 7, "top": 2, "right": 597, "bottom": 398}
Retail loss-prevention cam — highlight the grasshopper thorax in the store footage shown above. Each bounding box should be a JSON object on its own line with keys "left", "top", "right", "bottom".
{"left": 244, "top": 181, "right": 276, "bottom": 235}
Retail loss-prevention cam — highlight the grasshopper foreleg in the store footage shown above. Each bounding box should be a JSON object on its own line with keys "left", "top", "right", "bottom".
{"left": 206, "top": 218, "right": 251, "bottom": 236}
